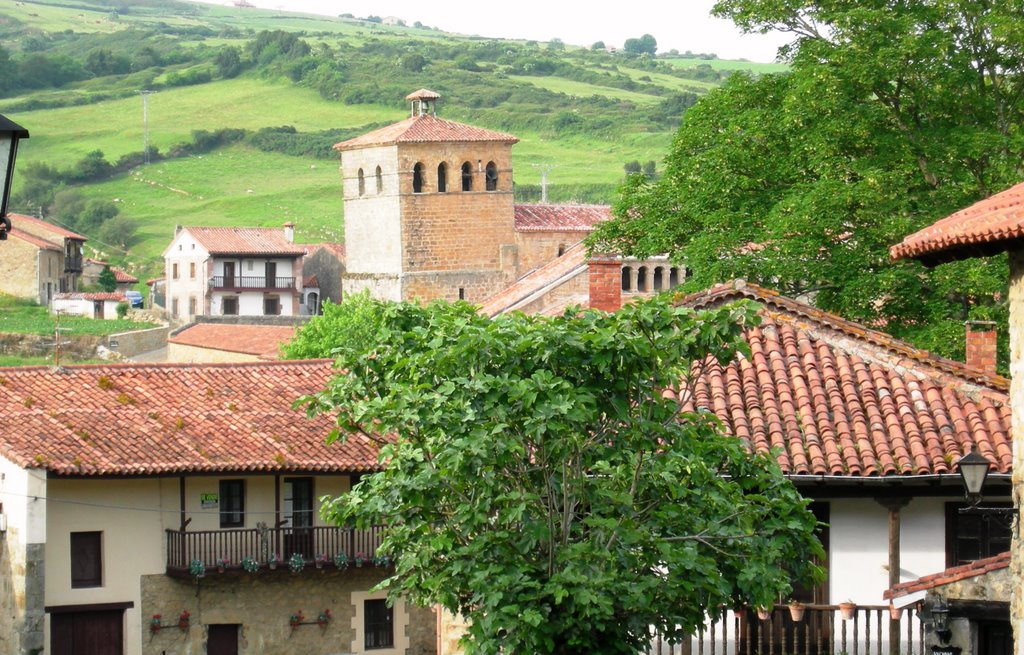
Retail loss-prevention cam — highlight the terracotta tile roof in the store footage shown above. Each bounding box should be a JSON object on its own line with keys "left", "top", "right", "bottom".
{"left": 514, "top": 204, "right": 612, "bottom": 232}
{"left": 885, "top": 552, "right": 1010, "bottom": 599}
{"left": 9, "top": 228, "right": 61, "bottom": 252}
{"left": 9, "top": 212, "right": 87, "bottom": 241}
{"left": 334, "top": 114, "right": 518, "bottom": 151}
{"left": 112, "top": 268, "right": 138, "bottom": 284}
{"left": 0, "top": 360, "right": 377, "bottom": 476}
{"left": 675, "top": 281, "right": 1011, "bottom": 477}
{"left": 54, "top": 292, "right": 127, "bottom": 302}
{"left": 146, "top": 277, "right": 164, "bottom": 286}
{"left": 303, "top": 275, "right": 319, "bottom": 288}
{"left": 478, "top": 243, "right": 589, "bottom": 316}
{"left": 890, "top": 182, "right": 1024, "bottom": 265}
{"left": 85, "top": 257, "right": 108, "bottom": 266}
{"left": 303, "top": 242, "right": 346, "bottom": 260}
{"left": 183, "top": 227, "right": 305, "bottom": 256}
{"left": 169, "top": 323, "right": 295, "bottom": 358}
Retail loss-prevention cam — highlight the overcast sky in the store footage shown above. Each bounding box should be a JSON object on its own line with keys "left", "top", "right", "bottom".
{"left": 194, "top": 1, "right": 791, "bottom": 62}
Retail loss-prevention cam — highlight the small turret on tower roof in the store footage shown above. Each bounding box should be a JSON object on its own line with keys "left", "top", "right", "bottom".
{"left": 407, "top": 88, "right": 441, "bottom": 116}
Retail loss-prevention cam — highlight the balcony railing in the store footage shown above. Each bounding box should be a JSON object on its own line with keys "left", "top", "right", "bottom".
{"left": 211, "top": 275, "right": 295, "bottom": 290}
{"left": 649, "top": 605, "right": 924, "bottom": 655}
{"left": 165, "top": 525, "right": 385, "bottom": 575}
{"left": 65, "top": 255, "right": 83, "bottom": 273}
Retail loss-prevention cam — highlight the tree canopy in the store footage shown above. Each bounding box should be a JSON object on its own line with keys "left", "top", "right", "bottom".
{"left": 300, "top": 296, "right": 822, "bottom": 655}
{"left": 590, "top": 0, "right": 1024, "bottom": 366}
{"left": 623, "top": 34, "right": 658, "bottom": 56}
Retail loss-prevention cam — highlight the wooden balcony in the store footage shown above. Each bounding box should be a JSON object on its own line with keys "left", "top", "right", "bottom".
{"left": 165, "top": 525, "right": 385, "bottom": 577}
{"left": 650, "top": 605, "right": 924, "bottom": 655}
{"left": 211, "top": 275, "right": 296, "bottom": 291}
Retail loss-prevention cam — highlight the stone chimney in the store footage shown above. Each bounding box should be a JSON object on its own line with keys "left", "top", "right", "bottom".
{"left": 283, "top": 222, "right": 295, "bottom": 243}
{"left": 588, "top": 255, "right": 622, "bottom": 312}
{"left": 965, "top": 320, "right": 997, "bottom": 376}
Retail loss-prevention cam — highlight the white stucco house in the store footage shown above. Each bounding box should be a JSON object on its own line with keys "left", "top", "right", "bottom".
{"left": 163, "top": 224, "right": 306, "bottom": 323}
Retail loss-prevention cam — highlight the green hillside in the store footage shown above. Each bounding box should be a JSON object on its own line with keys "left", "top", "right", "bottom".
{"left": 0, "top": 0, "right": 784, "bottom": 283}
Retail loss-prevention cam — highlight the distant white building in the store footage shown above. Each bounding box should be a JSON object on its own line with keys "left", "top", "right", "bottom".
{"left": 163, "top": 223, "right": 306, "bottom": 322}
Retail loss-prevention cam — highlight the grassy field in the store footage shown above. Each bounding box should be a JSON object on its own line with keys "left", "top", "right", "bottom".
{"left": 664, "top": 57, "right": 789, "bottom": 74}
{"left": 508, "top": 75, "right": 661, "bottom": 105}
{"left": 0, "top": 295, "right": 158, "bottom": 337}
{"left": 3, "top": 78, "right": 406, "bottom": 164}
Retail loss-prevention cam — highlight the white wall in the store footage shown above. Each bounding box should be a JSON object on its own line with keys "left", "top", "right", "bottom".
{"left": 828, "top": 497, "right": 946, "bottom": 604}
{"left": 164, "top": 230, "right": 210, "bottom": 320}
{"left": 342, "top": 145, "right": 403, "bottom": 281}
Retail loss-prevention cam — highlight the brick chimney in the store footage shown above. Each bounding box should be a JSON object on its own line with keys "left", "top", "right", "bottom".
{"left": 588, "top": 255, "right": 621, "bottom": 312}
{"left": 283, "top": 222, "right": 295, "bottom": 243}
{"left": 965, "top": 321, "right": 997, "bottom": 376}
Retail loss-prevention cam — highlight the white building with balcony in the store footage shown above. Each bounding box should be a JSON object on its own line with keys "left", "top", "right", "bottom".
{"left": 163, "top": 223, "right": 306, "bottom": 322}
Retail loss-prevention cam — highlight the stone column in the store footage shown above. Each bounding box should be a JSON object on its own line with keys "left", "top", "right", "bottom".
{"left": 1009, "top": 246, "right": 1024, "bottom": 651}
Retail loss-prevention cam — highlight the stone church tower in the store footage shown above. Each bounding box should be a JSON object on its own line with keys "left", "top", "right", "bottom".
{"left": 335, "top": 89, "right": 520, "bottom": 303}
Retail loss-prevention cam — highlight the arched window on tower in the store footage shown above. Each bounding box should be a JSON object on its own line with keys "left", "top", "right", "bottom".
{"left": 437, "top": 162, "right": 448, "bottom": 193}
{"left": 413, "top": 163, "right": 424, "bottom": 193}
{"left": 485, "top": 161, "right": 498, "bottom": 191}
{"left": 461, "top": 162, "right": 473, "bottom": 191}
{"left": 375, "top": 165, "right": 383, "bottom": 194}
{"left": 357, "top": 168, "right": 365, "bottom": 196}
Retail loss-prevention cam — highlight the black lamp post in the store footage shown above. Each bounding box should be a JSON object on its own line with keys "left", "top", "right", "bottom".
{"left": 954, "top": 449, "right": 1017, "bottom": 529}
{"left": 930, "top": 599, "right": 952, "bottom": 645}
{"left": 0, "top": 113, "right": 30, "bottom": 241}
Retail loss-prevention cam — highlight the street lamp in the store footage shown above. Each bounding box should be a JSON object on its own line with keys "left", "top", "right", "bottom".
{"left": 0, "top": 113, "right": 30, "bottom": 241}
{"left": 954, "top": 449, "right": 1017, "bottom": 530}
{"left": 930, "top": 599, "right": 951, "bottom": 645}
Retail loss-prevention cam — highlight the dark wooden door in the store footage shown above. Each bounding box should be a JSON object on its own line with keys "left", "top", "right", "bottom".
{"left": 51, "top": 609, "right": 124, "bottom": 655}
{"left": 284, "top": 477, "right": 314, "bottom": 557}
{"left": 223, "top": 262, "right": 235, "bottom": 288}
{"left": 264, "top": 261, "right": 277, "bottom": 288}
{"left": 207, "top": 624, "right": 240, "bottom": 655}
{"left": 980, "top": 620, "right": 1012, "bottom": 655}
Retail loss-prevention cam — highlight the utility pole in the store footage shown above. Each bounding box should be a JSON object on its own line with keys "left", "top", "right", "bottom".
{"left": 531, "top": 163, "right": 558, "bottom": 203}
{"left": 139, "top": 90, "right": 153, "bottom": 164}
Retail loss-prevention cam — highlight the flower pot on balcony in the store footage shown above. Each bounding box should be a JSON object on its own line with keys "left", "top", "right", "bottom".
{"left": 788, "top": 602, "right": 806, "bottom": 622}
{"left": 839, "top": 602, "right": 857, "bottom": 621}
{"left": 756, "top": 606, "right": 773, "bottom": 621}
{"left": 888, "top": 604, "right": 903, "bottom": 620}
{"left": 733, "top": 606, "right": 746, "bottom": 620}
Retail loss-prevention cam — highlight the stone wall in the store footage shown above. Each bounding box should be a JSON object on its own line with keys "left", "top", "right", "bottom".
{"left": 140, "top": 569, "right": 435, "bottom": 655}
{"left": 515, "top": 232, "right": 584, "bottom": 276}
{"left": 0, "top": 332, "right": 99, "bottom": 360}
{"left": 514, "top": 268, "right": 588, "bottom": 316}
{"left": 103, "top": 326, "right": 171, "bottom": 358}
{"left": 1007, "top": 247, "right": 1024, "bottom": 650}
{"left": 0, "top": 236, "right": 42, "bottom": 302}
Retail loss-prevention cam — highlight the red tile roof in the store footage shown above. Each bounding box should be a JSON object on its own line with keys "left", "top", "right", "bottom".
{"left": 885, "top": 552, "right": 1010, "bottom": 599}
{"left": 303, "top": 275, "right": 319, "bottom": 288}
{"left": 478, "top": 242, "right": 588, "bottom": 316}
{"left": 112, "top": 267, "right": 138, "bottom": 284}
{"left": 182, "top": 227, "right": 305, "bottom": 257}
{"left": 9, "top": 212, "right": 87, "bottom": 241}
{"left": 54, "top": 292, "right": 127, "bottom": 302}
{"left": 303, "top": 242, "right": 346, "bottom": 259}
{"left": 890, "top": 182, "right": 1024, "bottom": 265}
{"left": 676, "top": 281, "right": 1011, "bottom": 477}
{"left": 334, "top": 114, "right": 518, "bottom": 151}
{"left": 0, "top": 360, "right": 377, "bottom": 476}
{"left": 514, "top": 204, "right": 612, "bottom": 232}
{"left": 168, "top": 323, "right": 295, "bottom": 358}
{"left": 9, "top": 228, "right": 61, "bottom": 252}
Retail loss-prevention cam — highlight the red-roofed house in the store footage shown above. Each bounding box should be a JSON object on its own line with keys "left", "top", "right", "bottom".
{"left": 167, "top": 322, "right": 295, "bottom": 362}
{"left": 0, "top": 214, "right": 87, "bottom": 304}
{"left": 0, "top": 360, "right": 435, "bottom": 655}
{"left": 51, "top": 291, "right": 128, "bottom": 319}
{"left": 163, "top": 223, "right": 305, "bottom": 322}
{"left": 655, "top": 281, "right": 1012, "bottom": 655}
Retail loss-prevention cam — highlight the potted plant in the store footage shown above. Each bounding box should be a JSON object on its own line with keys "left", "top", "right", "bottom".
{"left": 288, "top": 552, "right": 305, "bottom": 573}
{"left": 888, "top": 603, "right": 903, "bottom": 620}
{"left": 788, "top": 600, "right": 806, "bottom": 622}
{"left": 354, "top": 551, "right": 366, "bottom": 567}
{"left": 150, "top": 614, "right": 162, "bottom": 633}
{"left": 317, "top": 608, "right": 332, "bottom": 628}
{"left": 241, "top": 555, "right": 260, "bottom": 573}
{"left": 334, "top": 553, "right": 349, "bottom": 570}
{"left": 289, "top": 609, "right": 305, "bottom": 629}
{"left": 178, "top": 610, "right": 190, "bottom": 630}
{"left": 732, "top": 605, "right": 747, "bottom": 620}
{"left": 188, "top": 559, "right": 205, "bottom": 578}
{"left": 373, "top": 554, "right": 391, "bottom": 568}
{"left": 838, "top": 600, "right": 857, "bottom": 621}
{"left": 315, "top": 553, "right": 330, "bottom": 570}
{"left": 216, "top": 557, "right": 230, "bottom": 573}
{"left": 756, "top": 605, "right": 773, "bottom": 621}
{"left": 268, "top": 553, "right": 280, "bottom": 570}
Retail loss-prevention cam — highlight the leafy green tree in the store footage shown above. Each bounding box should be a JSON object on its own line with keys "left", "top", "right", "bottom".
{"left": 97, "top": 266, "right": 118, "bottom": 293}
{"left": 623, "top": 34, "right": 657, "bottom": 56}
{"left": 214, "top": 46, "right": 243, "bottom": 79}
{"left": 591, "top": 0, "right": 1024, "bottom": 364}
{"left": 49, "top": 189, "right": 87, "bottom": 229}
{"left": 301, "top": 296, "right": 822, "bottom": 655}
{"left": 97, "top": 216, "right": 139, "bottom": 251}
{"left": 282, "top": 291, "right": 383, "bottom": 360}
{"left": 591, "top": 41, "right": 606, "bottom": 51}
{"left": 77, "top": 199, "right": 119, "bottom": 233}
